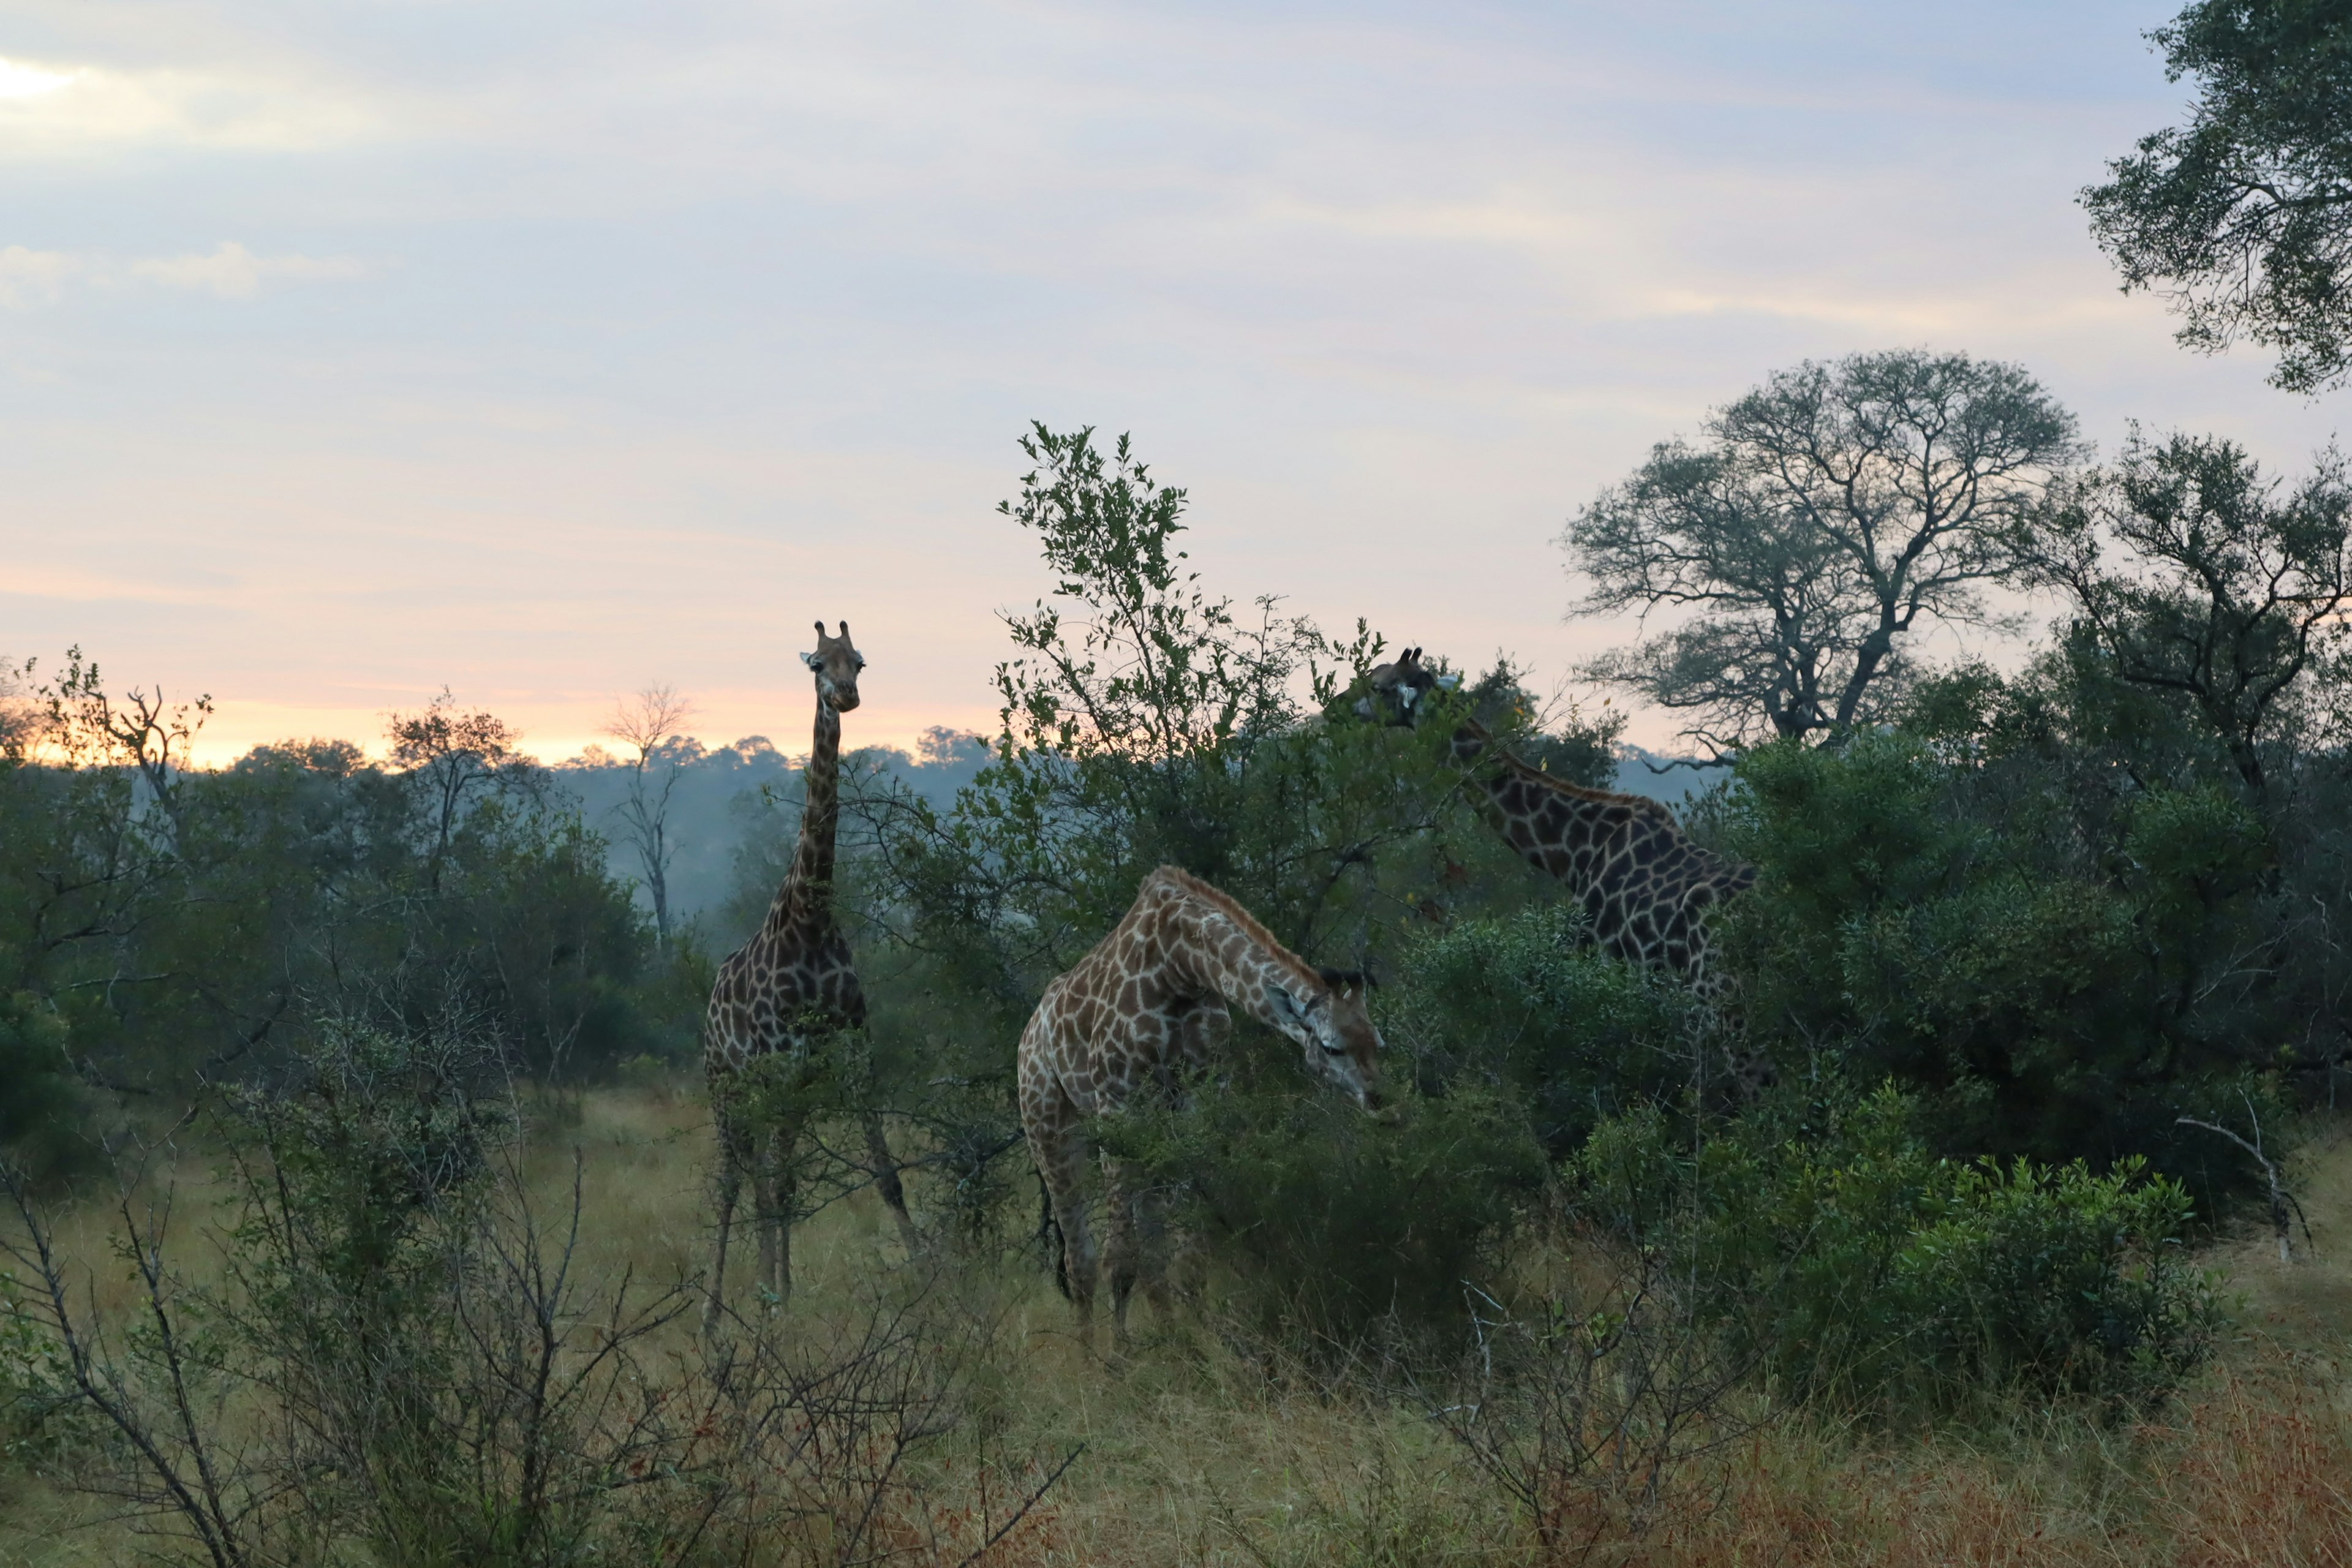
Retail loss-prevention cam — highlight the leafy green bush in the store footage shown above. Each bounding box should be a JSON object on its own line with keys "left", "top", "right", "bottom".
{"left": 1104, "top": 1079, "right": 1548, "bottom": 1354}
{"left": 0, "top": 992, "right": 83, "bottom": 1182}
{"left": 1719, "top": 731, "right": 2286, "bottom": 1197}
{"left": 1578, "top": 1084, "right": 2223, "bottom": 1412}
{"left": 1385, "top": 908, "right": 1696, "bottom": 1156}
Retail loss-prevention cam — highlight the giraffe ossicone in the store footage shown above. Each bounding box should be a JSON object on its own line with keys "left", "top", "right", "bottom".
{"left": 702, "top": 617, "right": 913, "bottom": 1334}
{"left": 1017, "top": 865, "right": 1384, "bottom": 1349}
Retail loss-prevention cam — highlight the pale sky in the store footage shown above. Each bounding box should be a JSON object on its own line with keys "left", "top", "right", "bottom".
{"left": 2, "top": 1, "right": 2343, "bottom": 764}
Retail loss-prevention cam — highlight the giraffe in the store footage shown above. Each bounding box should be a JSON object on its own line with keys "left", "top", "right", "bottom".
{"left": 703, "top": 619, "right": 916, "bottom": 1331}
{"left": 1355, "top": 647, "right": 1762, "bottom": 1086}
{"left": 1017, "top": 865, "right": 1383, "bottom": 1348}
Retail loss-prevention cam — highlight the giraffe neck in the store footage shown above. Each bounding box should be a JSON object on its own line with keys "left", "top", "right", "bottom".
{"left": 1448, "top": 718, "right": 1654, "bottom": 887}
{"left": 766, "top": 695, "right": 842, "bottom": 936}
{"left": 1160, "top": 877, "right": 1319, "bottom": 1031}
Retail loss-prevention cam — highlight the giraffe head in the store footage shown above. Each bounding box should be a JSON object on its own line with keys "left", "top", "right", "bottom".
{"left": 1353, "top": 646, "right": 1458, "bottom": 729}
{"left": 801, "top": 620, "right": 865, "bottom": 713}
{"left": 1266, "top": 967, "right": 1384, "bottom": 1111}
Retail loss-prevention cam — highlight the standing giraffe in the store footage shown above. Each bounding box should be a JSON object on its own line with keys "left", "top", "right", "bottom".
{"left": 703, "top": 620, "right": 916, "bottom": 1330}
{"left": 1356, "top": 649, "right": 1759, "bottom": 1074}
{"left": 1018, "top": 865, "right": 1383, "bottom": 1348}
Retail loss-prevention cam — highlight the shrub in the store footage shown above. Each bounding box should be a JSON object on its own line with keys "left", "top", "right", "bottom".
{"left": 1578, "top": 1084, "right": 2224, "bottom": 1412}
{"left": 1103, "top": 1079, "right": 1548, "bottom": 1355}
{"left": 0, "top": 991, "right": 84, "bottom": 1182}
{"left": 1385, "top": 907, "right": 1697, "bottom": 1156}
{"left": 1, "top": 1019, "right": 1071, "bottom": 1568}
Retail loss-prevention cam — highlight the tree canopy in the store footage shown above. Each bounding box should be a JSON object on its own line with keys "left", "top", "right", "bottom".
{"left": 1564, "top": 350, "right": 2085, "bottom": 752}
{"left": 2084, "top": 0, "right": 2352, "bottom": 394}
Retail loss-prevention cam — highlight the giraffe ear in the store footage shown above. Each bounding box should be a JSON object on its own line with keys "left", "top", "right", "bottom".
{"left": 801, "top": 651, "right": 821, "bottom": 670}
{"left": 1264, "top": 982, "right": 1310, "bottom": 1035}
{"left": 1436, "top": 674, "right": 1462, "bottom": 691}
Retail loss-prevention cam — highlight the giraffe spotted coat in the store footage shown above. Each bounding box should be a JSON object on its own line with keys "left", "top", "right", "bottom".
{"left": 1359, "top": 647, "right": 1760, "bottom": 1077}
{"left": 703, "top": 620, "right": 913, "bottom": 1330}
{"left": 1018, "top": 865, "right": 1382, "bottom": 1348}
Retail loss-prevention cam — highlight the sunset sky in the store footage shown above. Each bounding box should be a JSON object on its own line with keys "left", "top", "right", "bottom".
{"left": 4, "top": 1, "right": 2343, "bottom": 764}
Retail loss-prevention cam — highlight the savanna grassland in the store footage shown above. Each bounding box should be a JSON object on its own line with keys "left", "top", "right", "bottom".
{"left": 15, "top": 332, "right": 2352, "bottom": 1561}
{"left": 4, "top": 1083, "right": 2349, "bottom": 1567}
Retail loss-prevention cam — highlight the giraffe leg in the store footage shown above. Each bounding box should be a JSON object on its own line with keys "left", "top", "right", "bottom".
{"left": 706, "top": 1112, "right": 751, "bottom": 1336}
{"left": 755, "top": 1121, "right": 789, "bottom": 1309}
{"left": 862, "top": 1108, "right": 921, "bottom": 1257}
{"left": 1101, "top": 1153, "right": 1142, "bottom": 1350}
{"left": 1023, "top": 1098, "right": 1098, "bottom": 1342}
{"left": 1136, "top": 1177, "right": 1174, "bottom": 1319}
{"left": 1049, "top": 1163, "right": 1096, "bottom": 1334}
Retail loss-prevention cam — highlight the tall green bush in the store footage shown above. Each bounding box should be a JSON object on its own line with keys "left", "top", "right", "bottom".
{"left": 1103, "top": 1079, "right": 1547, "bottom": 1354}
{"left": 1578, "top": 1084, "right": 2223, "bottom": 1412}
{"left": 1385, "top": 907, "right": 1695, "bottom": 1156}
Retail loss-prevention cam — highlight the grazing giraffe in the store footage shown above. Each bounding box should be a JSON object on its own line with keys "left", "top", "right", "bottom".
{"left": 703, "top": 620, "right": 916, "bottom": 1331}
{"left": 1356, "top": 648, "right": 1762, "bottom": 1086}
{"left": 1018, "top": 865, "right": 1383, "bottom": 1348}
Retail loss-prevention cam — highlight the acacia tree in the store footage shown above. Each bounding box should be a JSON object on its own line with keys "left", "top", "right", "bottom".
{"left": 385, "top": 690, "right": 529, "bottom": 889}
{"left": 2030, "top": 430, "right": 2352, "bottom": 802}
{"left": 602, "top": 685, "right": 698, "bottom": 949}
{"left": 34, "top": 647, "right": 213, "bottom": 850}
{"left": 2085, "top": 0, "right": 2352, "bottom": 394}
{"left": 1565, "top": 350, "right": 2085, "bottom": 752}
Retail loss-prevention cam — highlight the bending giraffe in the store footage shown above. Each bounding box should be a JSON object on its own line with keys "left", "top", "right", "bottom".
{"left": 1357, "top": 647, "right": 1761, "bottom": 1083}
{"left": 1018, "top": 865, "right": 1383, "bottom": 1349}
{"left": 703, "top": 620, "right": 916, "bottom": 1331}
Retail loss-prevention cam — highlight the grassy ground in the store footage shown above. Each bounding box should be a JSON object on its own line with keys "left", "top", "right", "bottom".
{"left": 4, "top": 1085, "right": 2350, "bottom": 1566}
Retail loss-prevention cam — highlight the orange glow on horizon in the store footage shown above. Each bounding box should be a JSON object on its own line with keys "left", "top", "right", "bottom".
{"left": 179, "top": 698, "right": 1003, "bottom": 771}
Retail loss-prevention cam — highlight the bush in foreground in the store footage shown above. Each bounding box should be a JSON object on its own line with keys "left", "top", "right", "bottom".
{"left": 1579, "top": 1084, "right": 2224, "bottom": 1414}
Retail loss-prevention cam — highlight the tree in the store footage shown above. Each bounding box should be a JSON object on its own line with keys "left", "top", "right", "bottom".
{"left": 602, "top": 685, "right": 698, "bottom": 949}
{"left": 34, "top": 647, "right": 213, "bottom": 850}
{"left": 2030, "top": 429, "right": 2352, "bottom": 802}
{"left": 0, "top": 657, "right": 37, "bottom": 763}
{"left": 385, "top": 690, "right": 528, "bottom": 889}
{"left": 1565, "top": 350, "right": 2086, "bottom": 752}
{"left": 2084, "top": 0, "right": 2352, "bottom": 394}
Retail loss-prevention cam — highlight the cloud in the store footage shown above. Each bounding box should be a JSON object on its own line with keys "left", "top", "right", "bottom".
{"left": 0, "top": 245, "right": 78, "bottom": 307}
{"left": 0, "top": 56, "right": 76, "bottom": 99}
{"left": 126, "top": 241, "right": 367, "bottom": 300}
{"left": 0, "top": 45, "right": 388, "bottom": 157}
{"left": 0, "top": 241, "right": 368, "bottom": 306}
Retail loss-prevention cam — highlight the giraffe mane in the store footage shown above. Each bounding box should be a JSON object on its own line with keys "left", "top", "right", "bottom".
{"left": 1497, "top": 754, "right": 1683, "bottom": 829}
{"left": 1146, "top": 865, "right": 1330, "bottom": 995}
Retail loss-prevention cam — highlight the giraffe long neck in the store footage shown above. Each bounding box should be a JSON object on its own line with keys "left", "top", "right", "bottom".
{"left": 1166, "top": 888, "right": 1317, "bottom": 1033}
{"left": 767, "top": 695, "right": 842, "bottom": 934}
{"left": 1449, "top": 718, "right": 1635, "bottom": 891}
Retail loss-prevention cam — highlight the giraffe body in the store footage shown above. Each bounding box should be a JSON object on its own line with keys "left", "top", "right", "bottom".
{"left": 1017, "top": 865, "right": 1381, "bottom": 1348}
{"left": 703, "top": 620, "right": 913, "bottom": 1331}
{"left": 1456, "top": 729, "right": 1755, "bottom": 1008}
{"left": 1360, "top": 649, "right": 1760, "bottom": 1079}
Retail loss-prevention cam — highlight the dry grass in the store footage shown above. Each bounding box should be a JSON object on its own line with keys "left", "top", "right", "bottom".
{"left": 7, "top": 1087, "right": 2352, "bottom": 1566}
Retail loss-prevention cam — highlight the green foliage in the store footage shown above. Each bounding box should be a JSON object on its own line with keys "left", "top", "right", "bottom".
{"left": 1567, "top": 350, "right": 2084, "bottom": 749}
{"left": 0, "top": 991, "right": 82, "bottom": 1183}
{"left": 858, "top": 426, "right": 1515, "bottom": 1245}
{"left": 1384, "top": 908, "right": 1695, "bottom": 1157}
{"left": 1718, "top": 731, "right": 2285, "bottom": 1188}
{"left": 2030, "top": 430, "right": 2352, "bottom": 800}
{"left": 1578, "top": 1085, "right": 2223, "bottom": 1412}
{"left": 870, "top": 426, "right": 1471, "bottom": 1003}
{"left": 2085, "top": 0, "right": 2352, "bottom": 393}
{"left": 1104, "top": 1079, "right": 1547, "bottom": 1353}
{"left": 0, "top": 673, "right": 690, "bottom": 1120}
